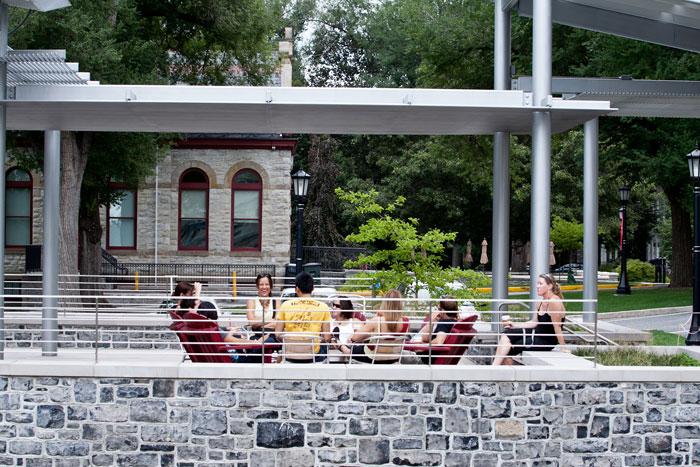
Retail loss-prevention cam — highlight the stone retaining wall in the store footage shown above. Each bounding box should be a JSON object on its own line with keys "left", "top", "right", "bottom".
{"left": 4, "top": 325, "right": 179, "bottom": 350}
{"left": 0, "top": 377, "right": 698, "bottom": 466}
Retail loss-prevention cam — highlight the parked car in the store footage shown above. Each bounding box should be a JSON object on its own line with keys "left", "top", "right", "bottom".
{"left": 280, "top": 286, "right": 339, "bottom": 303}
{"left": 554, "top": 263, "right": 583, "bottom": 273}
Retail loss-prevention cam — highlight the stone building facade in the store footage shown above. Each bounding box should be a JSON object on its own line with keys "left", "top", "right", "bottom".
{"left": 100, "top": 138, "right": 295, "bottom": 271}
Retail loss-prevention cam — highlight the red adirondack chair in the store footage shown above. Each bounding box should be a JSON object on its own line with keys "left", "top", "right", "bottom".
{"left": 169, "top": 311, "right": 201, "bottom": 362}
{"left": 404, "top": 315, "right": 478, "bottom": 365}
{"left": 179, "top": 312, "right": 281, "bottom": 363}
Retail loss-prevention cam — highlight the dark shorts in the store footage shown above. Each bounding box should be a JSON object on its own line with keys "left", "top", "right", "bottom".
{"left": 504, "top": 329, "right": 556, "bottom": 356}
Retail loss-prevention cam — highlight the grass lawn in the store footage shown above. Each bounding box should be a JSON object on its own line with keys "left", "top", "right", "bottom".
{"left": 650, "top": 330, "right": 686, "bottom": 346}
{"left": 574, "top": 347, "right": 699, "bottom": 366}
{"left": 519, "top": 287, "right": 692, "bottom": 313}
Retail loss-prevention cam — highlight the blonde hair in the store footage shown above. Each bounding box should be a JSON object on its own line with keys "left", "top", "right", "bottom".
{"left": 539, "top": 274, "right": 563, "bottom": 299}
{"left": 379, "top": 289, "right": 404, "bottom": 333}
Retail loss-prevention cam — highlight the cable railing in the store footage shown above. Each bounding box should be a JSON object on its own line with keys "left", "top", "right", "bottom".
{"left": 0, "top": 292, "right": 615, "bottom": 367}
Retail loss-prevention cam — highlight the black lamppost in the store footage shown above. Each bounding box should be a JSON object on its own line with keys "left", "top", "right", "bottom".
{"left": 616, "top": 185, "right": 631, "bottom": 295}
{"left": 291, "top": 169, "right": 311, "bottom": 276}
{"left": 686, "top": 145, "right": 700, "bottom": 345}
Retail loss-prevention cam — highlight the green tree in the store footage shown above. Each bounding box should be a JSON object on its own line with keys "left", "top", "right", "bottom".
{"left": 10, "top": 0, "right": 281, "bottom": 276}
{"left": 550, "top": 216, "right": 583, "bottom": 263}
{"left": 336, "top": 188, "right": 488, "bottom": 298}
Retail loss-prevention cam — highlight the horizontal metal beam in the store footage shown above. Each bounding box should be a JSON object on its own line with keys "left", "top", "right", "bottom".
{"left": 5, "top": 85, "right": 613, "bottom": 135}
{"left": 518, "top": 0, "right": 700, "bottom": 53}
{"left": 514, "top": 77, "right": 700, "bottom": 118}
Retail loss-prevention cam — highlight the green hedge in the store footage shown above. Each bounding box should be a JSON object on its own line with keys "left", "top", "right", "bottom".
{"left": 615, "top": 259, "right": 655, "bottom": 282}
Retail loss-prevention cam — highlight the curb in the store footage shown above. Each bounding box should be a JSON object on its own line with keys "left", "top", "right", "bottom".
{"left": 598, "top": 306, "right": 692, "bottom": 320}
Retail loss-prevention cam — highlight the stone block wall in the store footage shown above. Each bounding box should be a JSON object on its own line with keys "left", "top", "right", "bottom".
{"left": 0, "top": 377, "right": 699, "bottom": 466}
{"left": 3, "top": 324, "right": 179, "bottom": 350}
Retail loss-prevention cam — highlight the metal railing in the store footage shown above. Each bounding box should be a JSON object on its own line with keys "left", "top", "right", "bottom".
{"left": 100, "top": 263, "right": 278, "bottom": 285}
{"left": 0, "top": 285, "right": 612, "bottom": 366}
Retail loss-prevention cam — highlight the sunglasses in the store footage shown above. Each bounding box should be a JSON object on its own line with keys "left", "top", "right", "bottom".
{"left": 332, "top": 302, "right": 342, "bottom": 308}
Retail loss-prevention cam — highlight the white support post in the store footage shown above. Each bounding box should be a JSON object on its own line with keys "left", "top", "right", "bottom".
{"left": 492, "top": 0, "right": 512, "bottom": 327}
{"left": 0, "top": 3, "right": 7, "bottom": 360}
{"left": 583, "top": 118, "right": 599, "bottom": 322}
{"left": 530, "top": 0, "right": 553, "bottom": 302}
{"left": 42, "top": 130, "right": 60, "bottom": 356}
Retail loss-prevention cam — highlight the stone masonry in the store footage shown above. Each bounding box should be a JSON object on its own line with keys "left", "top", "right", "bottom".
{"left": 100, "top": 147, "right": 294, "bottom": 272}
{"left": 0, "top": 377, "right": 698, "bottom": 466}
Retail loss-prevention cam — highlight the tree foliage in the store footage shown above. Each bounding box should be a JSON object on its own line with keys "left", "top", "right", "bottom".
{"left": 336, "top": 189, "right": 489, "bottom": 298}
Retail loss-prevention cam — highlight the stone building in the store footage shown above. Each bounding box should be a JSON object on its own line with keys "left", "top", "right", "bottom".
{"left": 3, "top": 30, "right": 296, "bottom": 276}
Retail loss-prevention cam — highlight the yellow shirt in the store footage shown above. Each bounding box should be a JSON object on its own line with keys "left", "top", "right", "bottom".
{"left": 277, "top": 298, "right": 331, "bottom": 353}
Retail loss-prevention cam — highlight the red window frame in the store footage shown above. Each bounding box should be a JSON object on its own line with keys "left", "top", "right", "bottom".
{"left": 231, "top": 169, "right": 262, "bottom": 252}
{"left": 5, "top": 168, "right": 33, "bottom": 247}
{"left": 106, "top": 183, "right": 137, "bottom": 250}
{"left": 178, "top": 168, "right": 209, "bottom": 251}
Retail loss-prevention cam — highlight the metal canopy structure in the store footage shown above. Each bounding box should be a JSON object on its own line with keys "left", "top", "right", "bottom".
{"left": 3, "top": 0, "right": 69, "bottom": 11}
{"left": 514, "top": 77, "right": 700, "bottom": 118}
{"left": 517, "top": 0, "right": 700, "bottom": 53}
{"left": 5, "top": 85, "right": 612, "bottom": 135}
{"left": 7, "top": 49, "right": 89, "bottom": 86}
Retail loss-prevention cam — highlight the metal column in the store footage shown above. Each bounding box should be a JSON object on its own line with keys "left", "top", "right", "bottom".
{"left": 42, "top": 130, "right": 60, "bottom": 356}
{"left": 0, "top": 4, "right": 7, "bottom": 360}
{"left": 492, "top": 0, "right": 512, "bottom": 326}
{"left": 530, "top": 0, "right": 553, "bottom": 301}
{"left": 583, "top": 118, "right": 599, "bottom": 322}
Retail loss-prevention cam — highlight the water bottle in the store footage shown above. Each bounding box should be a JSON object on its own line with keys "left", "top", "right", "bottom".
{"left": 271, "top": 351, "right": 279, "bottom": 363}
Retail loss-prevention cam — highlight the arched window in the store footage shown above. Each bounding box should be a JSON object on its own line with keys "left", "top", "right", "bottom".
{"left": 179, "top": 168, "right": 209, "bottom": 250}
{"left": 231, "top": 169, "right": 262, "bottom": 251}
{"left": 106, "top": 182, "right": 137, "bottom": 249}
{"left": 5, "top": 168, "right": 32, "bottom": 246}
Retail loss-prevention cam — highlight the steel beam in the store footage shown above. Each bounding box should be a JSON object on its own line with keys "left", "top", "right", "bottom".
{"left": 0, "top": 3, "right": 7, "bottom": 360}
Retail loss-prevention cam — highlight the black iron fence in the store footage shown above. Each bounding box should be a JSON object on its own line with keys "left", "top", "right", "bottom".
{"left": 100, "top": 262, "right": 277, "bottom": 285}
{"left": 302, "top": 246, "right": 368, "bottom": 271}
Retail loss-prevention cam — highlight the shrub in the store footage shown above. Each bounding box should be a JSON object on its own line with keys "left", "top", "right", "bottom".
{"left": 615, "top": 259, "right": 655, "bottom": 282}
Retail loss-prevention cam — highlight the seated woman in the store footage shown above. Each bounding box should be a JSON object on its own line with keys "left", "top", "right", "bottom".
{"left": 414, "top": 296, "right": 459, "bottom": 364}
{"left": 349, "top": 289, "right": 407, "bottom": 364}
{"left": 170, "top": 281, "right": 218, "bottom": 320}
{"left": 246, "top": 274, "right": 279, "bottom": 335}
{"left": 329, "top": 297, "right": 360, "bottom": 361}
{"left": 492, "top": 273, "right": 567, "bottom": 366}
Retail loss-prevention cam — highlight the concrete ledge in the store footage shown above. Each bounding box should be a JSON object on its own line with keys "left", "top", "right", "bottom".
{"left": 1, "top": 349, "right": 699, "bottom": 382}
{"left": 519, "top": 351, "right": 595, "bottom": 367}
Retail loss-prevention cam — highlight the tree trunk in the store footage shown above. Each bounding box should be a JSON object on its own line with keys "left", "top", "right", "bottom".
{"left": 59, "top": 132, "right": 90, "bottom": 276}
{"left": 668, "top": 196, "right": 692, "bottom": 288}
{"left": 79, "top": 206, "right": 103, "bottom": 277}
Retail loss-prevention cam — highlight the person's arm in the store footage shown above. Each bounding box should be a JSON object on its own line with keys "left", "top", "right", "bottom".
{"left": 246, "top": 299, "right": 260, "bottom": 327}
{"left": 321, "top": 319, "right": 331, "bottom": 343}
{"left": 274, "top": 314, "right": 285, "bottom": 337}
{"left": 549, "top": 301, "right": 568, "bottom": 349}
{"left": 349, "top": 318, "right": 378, "bottom": 343}
{"left": 417, "top": 323, "right": 431, "bottom": 343}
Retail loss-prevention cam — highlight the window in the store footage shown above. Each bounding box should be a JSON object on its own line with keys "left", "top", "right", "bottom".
{"left": 5, "top": 168, "right": 32, "bottom": 246}
{"left": 179, "top": 168, "right": 209, "bottom": 250}
{"left": 231, "top": 169, "right": 262, "bottom": 251}
{"left": 107, "top": 185, "right": 137, "bottom": 249}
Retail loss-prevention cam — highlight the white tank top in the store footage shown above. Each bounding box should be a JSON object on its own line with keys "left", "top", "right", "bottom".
{"left": 253, "top": 298, "right": 274, "bottom": 322}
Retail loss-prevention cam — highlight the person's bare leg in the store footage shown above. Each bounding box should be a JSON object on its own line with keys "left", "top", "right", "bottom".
{"left": 492, "top": 334, "right": 512, "bottom": 365}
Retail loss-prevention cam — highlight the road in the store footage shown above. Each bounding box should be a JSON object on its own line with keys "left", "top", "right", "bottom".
{"left": 608, "top": 312, "right": 690, "bottom": 334}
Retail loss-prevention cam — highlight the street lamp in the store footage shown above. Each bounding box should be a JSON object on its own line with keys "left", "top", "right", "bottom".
{"left": 291, "top": 169, "right": 311, "bottom": 276}
{"left": 687, "top": 145, "right": 700, "bottom": 345}
{"left": 616, "top": 185, "right": 631, "bottom": 295}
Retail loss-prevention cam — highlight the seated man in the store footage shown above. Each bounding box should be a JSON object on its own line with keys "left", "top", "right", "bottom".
{"left": 275, "top": 272, "right": 331, "bottom": 362}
